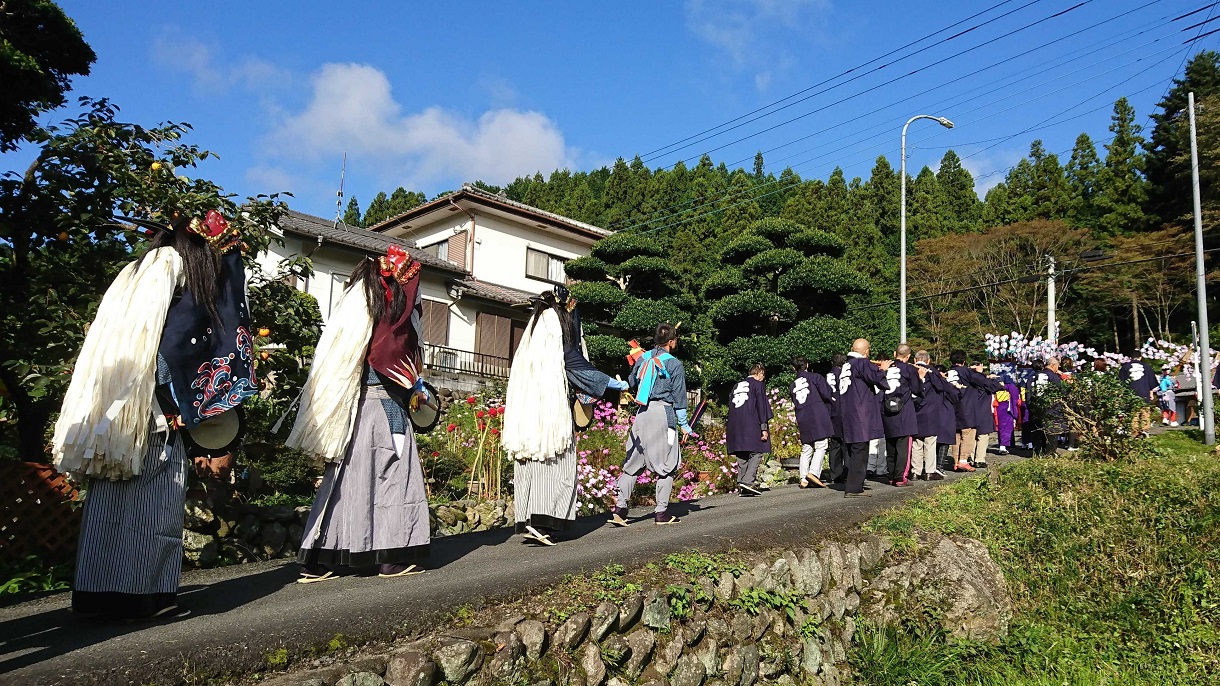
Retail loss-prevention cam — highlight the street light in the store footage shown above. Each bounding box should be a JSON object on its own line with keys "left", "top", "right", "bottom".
{"left": 900, "top": 114, "right": 954, "bottom": 343}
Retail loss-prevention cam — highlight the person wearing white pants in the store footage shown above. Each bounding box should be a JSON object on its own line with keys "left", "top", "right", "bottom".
{"left": 791, "top": 356, "right": 835, "bottom": 488}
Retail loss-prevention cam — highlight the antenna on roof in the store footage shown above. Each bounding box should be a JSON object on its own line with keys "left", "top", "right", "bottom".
{"left": 334, "top": 152, "right": 348, "bottom": 231}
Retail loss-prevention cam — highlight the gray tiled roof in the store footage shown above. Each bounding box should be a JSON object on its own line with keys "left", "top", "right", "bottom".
{"left": 279, "top": 210, "right": 467, "bottom": 274}
{"left": 456, "top": 278, "right": 536, "bottom": 306}
{"left": 368, "top": 184, "right": 610, "bottom": 240}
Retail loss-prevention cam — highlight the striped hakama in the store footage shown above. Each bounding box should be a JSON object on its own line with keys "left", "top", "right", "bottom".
{"left": 298, "top": 384, "right": 430, "bottom": 567}
{"left": 617, "top": 400, "right": 680, "bottom": 512}
{"left": 513, "top": 437, "right": 579, "bottom": 533}
{"left": 72, "top": 430, "right": 188, "bottom": 619}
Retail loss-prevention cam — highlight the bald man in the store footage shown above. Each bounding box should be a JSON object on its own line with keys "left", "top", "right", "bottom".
{"left": 837, "top": 339, "right": 891, "bottom": 497}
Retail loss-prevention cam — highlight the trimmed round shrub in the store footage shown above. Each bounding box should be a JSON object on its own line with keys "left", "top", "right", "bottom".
{"left": 569, "top": 281, "right": 628, "bottom": 321}
{"left": 748, "top": 217, "right": 807, "bottom": 245}
{"left": 610, "top": 297, "right": 688, "bottom": 338}
{"left": 787, "top": 229, "right": 845, "bottom": 257}
{"left": 590, "top": 230, "right": 665, "bottom": 263}
{"left": 742, "top": 248, "right": 805, "bottom": 283}
{"left": 719, "top": 234, "right": 774, "bottom": 265}
{"left": 565, "top": 255, "right": 610, "bottom": 282}
{"left": 702, "top": 268, "right": 749, "bottom": 300}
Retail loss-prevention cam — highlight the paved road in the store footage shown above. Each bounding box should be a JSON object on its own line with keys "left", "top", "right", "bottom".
{"left": 0, "top": 458, "right": 1017, "bottom": 685}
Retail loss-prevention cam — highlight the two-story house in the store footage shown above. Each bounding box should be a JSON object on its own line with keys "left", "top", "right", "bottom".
{"left": 263, "top": 184, "right": 609, "bottom": 392}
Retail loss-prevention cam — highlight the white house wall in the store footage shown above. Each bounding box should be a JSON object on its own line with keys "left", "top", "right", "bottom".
{"left": 404, "top": 212, "right": 594, "bottom": 293}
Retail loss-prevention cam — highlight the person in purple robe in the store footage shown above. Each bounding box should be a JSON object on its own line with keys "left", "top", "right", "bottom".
{"left": 994, "top": 381, "right": 1021, "bottom": 454}
{"left": 791, "top": 356, "right": 834, "bottom": 488}
{"left": 1118, "top": 353, "right": 1158, "bottom": 435}
{"left": 881, "top": 344, "right": 923, "bottom": 487}
{"left": 912, "top": 351, "right": 948, "bottom": 481}
{"left": 727, "top": 363, "right": 772, "bottom": 496}
{"left": 934, "top": 364, "right": 960, "bottom": 472}
{"left": 825, "top": 353, "right": 847, "bottom": 484}
{"left": 948, "top": 350, "right": 1003, "bottom": 471}
{"left": 838, "top": 339, "right": 891, "bottom": 497}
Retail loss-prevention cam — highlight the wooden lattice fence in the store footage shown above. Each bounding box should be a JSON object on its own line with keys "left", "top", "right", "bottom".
{"left": 0, "top": 461, "right": 81, "bottom": 563}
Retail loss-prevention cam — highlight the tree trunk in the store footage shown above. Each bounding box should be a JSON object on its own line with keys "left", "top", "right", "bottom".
{"left": 1131, "top": 295, "right": 1141, "bottom": 349}
{"left": 1113, "top": 314, "right": 1120, "bottom": 352}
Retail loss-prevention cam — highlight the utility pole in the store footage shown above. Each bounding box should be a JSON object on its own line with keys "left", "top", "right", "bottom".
{"left": 1046, "top": 254, "right": 1057, "bottom": 346}
{"left": 1189, "top": 92, "right": 1215, "bottom": 444}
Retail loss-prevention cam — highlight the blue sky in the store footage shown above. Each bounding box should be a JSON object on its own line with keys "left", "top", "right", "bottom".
{"left": 19, "top": 0, "right": 1220, "bottom": 219}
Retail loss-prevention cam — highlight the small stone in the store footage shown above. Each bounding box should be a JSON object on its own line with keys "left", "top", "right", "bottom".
{"left": 829, "top": 587, "right": 847, "bottom": 619}
{"left": 715, "top": 571, "right": 736, "bottom": 602}
{"left": 642, "top": 593, "right": 670, "bottom": 631}
{"left": 670, "top": 654, "right": 706, "bottom": 686}
{"left": 182, "top": 530, "right": 218, "bottom": 567}
{"left": 496, "top": 615, "right": 525, "bottom": 632}
{"left": 740, "top": 643, "right": 760, "bottom": 686}
{"left": 235, "top": 513, "right": 261, "bottom": 542}
{"left": 263, "top": 504, "right": 296, "bottom": 522}
{"left": 793, "top": 548, "right": 823, "bottom": 597}
{"left": 843, "top": 543, "right": 862, "bottom": 591}
{"left": 554, "top": 613, "right": 592, "bottom": 651}
{"left": 771, "top": 676, "right": 796, "bottom": 686}
{"left": 580, "top": 642, "right": 606, "bottom": 686}
{"left": 601, "top": 634, "right": 632, "bottom": 673}
{"left": 184, "top": 500, "right": 215, "bottom": 531}
{"left": 721, "top": 650, "right": 743, "bottom": 686}
{"left": 750, "top": 611, "right": 771, "bottom": 641}
{"left": 770, "top": 557, "right": 794, "bottom": 591}
{"left": 622, "top": 629, "right": 655, "bottom": 680}
{"left": 845, "top": 592, "right": 860, "bottom": 614}
{"left": 259, "top": 522, "right": 289, "bottom": 558}
{"left": 822, "top": 544, "right": 845, "bottom": 589}
{"left": 731, "top": 572, "right": 754, "bottom": 599}
{"left": 857, "top": 535, "right": 887, "bottom": 571}
{"left": 384, "top": 649, "right": 437, "bottom": 686}
{"left": 434, "top": 639, "right": 481, "bottom": 684}
{"left": 653, "top": 632, "right": 684, "bottom": 677}
{"left": 730, "top": 613, "right": 752, "bottom": 642}
{"left": 619, "top": 594, "right": 644, "bottom": 632}
{"left": 336, "top": 673, "right": 384, "bottom": 686}
{"left": 349, "top": 655, "right": 389, "bottom": 675}
{"left": 487, "top": 631, "right": 525, "bottom": 681}
{"left": 215, "top": 518, "right": 234, "bottom": 538}
{"left": 694, "top": 637, "right": 718, "bottom": 674}
{"left": 590, "top": 601, "right": 619, "bottom": 641}
{"left": 800, "top": 637, "right": 822, "bottom": 675}
{"left": 685, "top": 619, "right": 706, "bottom": 646}
{"left": 751, "top": 562, "right": 772, "bottom": 592}
{"left": 465, "top": 508, "right": 481, "bottom": 529}
{"left": 435, "top": 506, "right": 460, "bottom": 527}
{"left": 517, "top": 619, "right": 548, "bottom": 660}
{"left": 843, "top": 616, "right": 856, "bottom": 643}
{"left": 705, "top": 617, "right": 730, "bottom": 642}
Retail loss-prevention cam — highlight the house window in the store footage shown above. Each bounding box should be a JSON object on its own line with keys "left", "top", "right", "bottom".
{"left": 476, "top": 312, "right": 513, "bottom": 359}
{"left": 421, "top": 299, "right": 450, "bottom": 346}
{"left": 526, "top": 248, "right": 568, "bottom": 284}
{"left": 423, "top": 239, "right": 448, "bottom": 260}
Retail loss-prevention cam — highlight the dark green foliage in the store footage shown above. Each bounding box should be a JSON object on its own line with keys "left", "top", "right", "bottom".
{"left": 709, "top": 291, "right": 797, "bottom": 337}
{"left": 1028, "top": 372, "right": 1151, "bottom": 462}
{"left": 748, "top": 217, "right": 805, "bottom": 245}
{"left": 564, "top": 255, "right": 610, "bottom": 282}
{"left": 702, "top": 268, "right": 749, "bottom": 300}
{"left": 0, "top": 0, "right": 96, "bottom": 151}
{"left": 590, "top": 230, "right": 664, "bottom": 263}
{"left": 567, "top": 280, "right": 627, "bottom": 321}
{"left": 741, "top": 248, "right": 804, "bottom": 285}
{"left": 584, "top": 335, "right": 631, "bottom": 372}
{"left": 782, "top": 317, "right": 857, "bottom": 365}
{"left": 610, "top": 298, "right": 687, "bottom": 338}
{"left": 719, "top": 234, "right": 774, "bottom": 265}
{"left": 787, "top": 230, "right": 844, "bottom": 257}
{"left": 1145, "top": 50, "right": 1220, "bottom": 224}
{"left": 616, "top": 255, "right": 679, "bottom": 294}
{"left": 778, "top": 257, "right": 870, "bottom": 303}
{"left": 1095, "top": 98, "right": 1149, "bottom": 236}
{"left": 342, "top": 196, "right": 362, "bottom": 227}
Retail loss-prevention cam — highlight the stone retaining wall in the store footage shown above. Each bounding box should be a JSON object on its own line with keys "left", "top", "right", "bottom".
{"left": 182, "top": 488, "right": 514, "bottom": 568}
{"left": 256, "top": 534, "right": 1011, "bottom": 686}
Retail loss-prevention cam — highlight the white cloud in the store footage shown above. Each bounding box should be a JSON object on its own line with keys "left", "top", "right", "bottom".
{"left": 685, "top": 0, "right": 832, "bottom": 90}
{"left": 265, "top": 63, "right": 575, "bottom": 188}
{"left": 152, "top": 34, "right": 290, "bottom": 94}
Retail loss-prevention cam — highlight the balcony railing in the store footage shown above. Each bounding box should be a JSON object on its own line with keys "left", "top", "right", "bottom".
{"left": 424, "top": 343, "right": 511, "bottom": 379}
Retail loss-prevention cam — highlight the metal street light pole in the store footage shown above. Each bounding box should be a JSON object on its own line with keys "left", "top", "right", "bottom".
{"left": 1188, "top": 92, "right": 1215, "bottom": 444}
{"left": 1047, "top": 254, "right": 1056, "bottom": 346}
{"left": 900, "top": 114, "right": 954, "bottom": 343}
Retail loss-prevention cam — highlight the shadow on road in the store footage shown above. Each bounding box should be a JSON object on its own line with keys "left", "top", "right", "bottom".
{"left": 0, "top": 563, "right": 297, "bottom": 673}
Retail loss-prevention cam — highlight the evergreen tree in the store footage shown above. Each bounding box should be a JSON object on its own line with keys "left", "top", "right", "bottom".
{"left": 718, "top": 169, "right": 762, "bottom": 238}
{"left": 1002, "top": 159, "right": 1037, "bottom": 223}
{"left": 908, "top": 166, "right": 940, "bottom": 241}
{"left": 934, "top": 150, "right": 979, "bottom": 233}
{"left": 981, "top": 183, "right": 1013, "bottom": 228}
{"left": 363, "top": 191, "right": 392, "bottom": 227}
{"left": 1145, "top": 51, "right": 1220, "bottom": 224}
{"left": 388, "top": 187, "right": 425, "bottom": 219}
{"left": 1028, "top": 140, "right": 1070, "bottom": 220}
{"left": 1095, "top": 97, "right": 1149, "bottom": 236}
{"left": 342, "top": 196, "right": 362, "bottom": 227}
{"left": 864, "top": 156, "right": 900, "bottom": 255}
{"left": 1065, "top": 133, "right": 1101, "bottom": 229}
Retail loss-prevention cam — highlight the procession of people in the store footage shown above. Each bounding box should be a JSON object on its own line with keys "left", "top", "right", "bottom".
{"left": 48, "top": 208, "right": 1205, "bottom": 621}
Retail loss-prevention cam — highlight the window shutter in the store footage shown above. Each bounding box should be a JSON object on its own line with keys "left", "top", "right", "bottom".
{"left": 448, "top": 231, "right": 467, "bottom": 267}
{"left": 421, "top": 300, "right": 449, "bottom": 346}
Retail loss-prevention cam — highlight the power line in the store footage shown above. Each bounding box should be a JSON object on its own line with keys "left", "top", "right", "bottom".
{"left": 613, "top": 1, "right": 1193, "bottom": 232}
{"left": 642, "top": 0, "right": 1053, "bottom": 164}
{"left": 637, "top": 0, "right": 1029, "bottom": 161}
{"left": 865, "top": 248, "right": 1220, "bottom": 310}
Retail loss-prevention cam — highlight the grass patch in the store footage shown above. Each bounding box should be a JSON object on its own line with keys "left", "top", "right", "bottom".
{"left": 854, "top": 432, "right": 1220, "bottom": 685}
